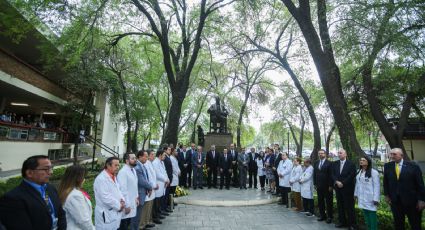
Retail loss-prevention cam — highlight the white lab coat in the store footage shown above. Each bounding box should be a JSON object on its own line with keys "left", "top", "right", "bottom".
{"left": 277, "top": 159, "right": 293, "bottom": 187}
{"left": 94, "top": 170, "right": 124, "bottom": 230}
{"left": 300, "top": 165, "right": 314, "bottom": 199}
{"left": 289, "top": 165, "right": 303, "bottom": 192}
{"left": 63, "top": 188, "right": 95, "bottom": 230}
{"left": 170, "top": 155, "right": 181, "bottom": 186}
{"left": 354, "top": 169, "right": 380, "bottom": 211}
{"left": 117, "top": 164, "right": 138, "bottom": 219}
{"left": 256, "top": 158, "right": 265, "bottom": 176}
{"left": 145, "top": 160, "right": 156, "bottom": 202}
{"left": 153, "top": 158, "right": 168, "bottom": 198}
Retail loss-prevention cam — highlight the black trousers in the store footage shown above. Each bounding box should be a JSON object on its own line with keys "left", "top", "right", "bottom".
{"left": 391, "top": 197, "right": 422, "bottom": 230}
{"left": 280, "top": 186, "right": 291, "bottom": 206}
{"left": 207, "top": 167, "right": 218, "bottom": 187}
{"left": 185, "top": 166, "right": 192, "bottom": 187}
{"left": 119, "top": 218, "right": 131, "bottom": 230}
{"left": 303, "top": 198, "right": 314, "bottom": 214}
{"left": 179, "top": 167, "right": 186, "bottom": 186}
{"left": 220, "top": 170, "right": 231, "bottom": 188}
{"left": 317, "top": 187, "right": 333, "bottom": 219}
{"left": 163, "top": 186, "right": 170, "bottom": 210}
{"left": 248, "top": 170, "right": 257, "bottom": 188}
{"left": 152, "top": 197, "right": 161, "bottom": 220}
{"left": 259, "top": 175, "right": 266, "bottom": 188}
{"left": 335, "top": 189, "right": 356, "bottom": 227}
{"left": 232, "top": 164, "right": 239, "bottom": 186}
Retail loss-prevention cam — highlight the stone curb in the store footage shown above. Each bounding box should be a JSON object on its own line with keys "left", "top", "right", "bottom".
{"left": 174, "top": 197, "right": 280, "bottom": 207}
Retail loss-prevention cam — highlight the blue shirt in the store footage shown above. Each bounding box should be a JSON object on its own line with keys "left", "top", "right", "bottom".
{"left": 24, "top": 179, "right": 57, "bottom": 228}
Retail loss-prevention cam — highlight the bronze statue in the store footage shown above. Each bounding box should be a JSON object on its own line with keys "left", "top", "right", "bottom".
{"left": 207, "top": 96, "right": 229, "bottom": 133}
{"left": 197, "top": 125, "right": 205, "bottom": 147}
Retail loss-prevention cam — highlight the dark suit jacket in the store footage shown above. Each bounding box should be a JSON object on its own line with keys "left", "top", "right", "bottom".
{"left": 206, "top": 150, "right": 219, "bottom": 169}
{"left": 219, "top": 153, "right": 233, "bottom": 171}
{"left": 331, "top": 159, "right": 356, "bottom": 193}
{"left": 274, "top": 153, "right": 282, "bottom": 168}
{"left": 314, "top": 159, "right": 333, "bottom": 190}
{"left": 0, "top": 181, "right": 66, "bottom": 230}
{"left": 177, "top": 151, "right": 185, "bottom": 169}
{"left": 383, "top": 160, "right": 425, "bottom": 206}
{"left": 248, "top": 152, "right": 258, "bottom": 172}
{"left": 164, "top": 155, "right": 173, "bottom": 182}
{"left": 230, "top": 150, "right": 238, "bottom": 169}
{"left": 185, "top": 149, "right": 195, "bottom": 169}
{"left": 191, "top": 151, "right": 205, "bottom": 168}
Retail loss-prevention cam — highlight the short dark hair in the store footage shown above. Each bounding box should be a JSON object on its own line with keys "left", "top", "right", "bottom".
{"left": 318, "top": 149, "right": 327, "bottom": 154}
{"left": 22, "top": 155, "right": 49, "bottom": 178}
{"left": 104, "top": 157, "right": 120, "bottom": 169}
{"left": 123, "top": 152, "right": 132, "bottom": 161}
{"left": 137, "top": 150, "right": 147, "bottom": 158}
{"left": 156, "top": 150, "right": 164, "bottom": 157}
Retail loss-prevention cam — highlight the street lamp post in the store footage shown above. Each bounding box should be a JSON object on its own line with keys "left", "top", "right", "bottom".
{"left": 287, "top": 125, "right": 290, "bottom": 154}
{"left": 92, "top": 113, "right": 101, "bottom": 170}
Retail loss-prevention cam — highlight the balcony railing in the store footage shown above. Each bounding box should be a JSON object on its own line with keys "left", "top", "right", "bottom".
{"left": 0, "top": 121, "right": 64, "bottom": 142}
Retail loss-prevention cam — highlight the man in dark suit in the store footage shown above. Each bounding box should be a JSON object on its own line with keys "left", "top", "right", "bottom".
{"left": 219, "top": 148, "right": 233, "bottom": 190}
{"left": 177, "top": 144, "right": 186, "bottom": 187}
{"left": 384, "top": 148, "right": 425, "bottom": 230}
{"left": 248, "top": 147, "right": 258, "bottom": 189}
{"left": 331, "top": 149, "right": 356, "bottom": 229}
{"left": 0, "top": 155, "right": 66, "bottom": 230}
{"left": 273, "top": 146, "right": 282, "bottom": 195}
{"left": 206, "top": 145, "right": 219, "bottom": 188}
{"left": 229, "top": 143, "right": 239, "bottom": 187}
{"left": 192, "top": 145, "right": 205, "bottom": 189}
{"left": 184, "top": 143, "right": 196, "bottom": 188}
{"left": 162, "top": 147, "right": 173, "bottom": 212}
{"left": 314, "top": 149, "right": 334, "bottom": 224}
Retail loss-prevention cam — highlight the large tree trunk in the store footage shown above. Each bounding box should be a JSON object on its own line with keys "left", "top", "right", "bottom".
{"left": 281, "top": 0, "right": 364, "bottom": 159}
{"left": 299, "top": 108, "right": 306, "bottom": 159}
{"left": 162, "top": 93, "right": 185, "bottom": 146}
{"left": 116, "top": 71, "right": 132, "bottom": 153}
{"left": 237, "top": 90, "right": 250, "bottom": 147}
{"left": 73, "top": 92, "right": 93, "bottom": 165}
{"left": 131, "top": 120, "right": 139, "bottom": 153}
{"left": 281, "top": 60, "right": 321, "bottom": 160}
{"left": 326, "top": 124, "right": 335, "bottom": 153}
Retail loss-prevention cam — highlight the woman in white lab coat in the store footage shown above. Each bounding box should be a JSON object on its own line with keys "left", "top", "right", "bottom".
{"left": 277, "top": 153, "right": 293, "bottom": 207}
{"left": 93, "top": 157, "right": 125, "bottom": 230}
{"left": 299, "top": 158, "right": 314, "bottom": 216}
{"left": 170, "top": 148, "right": 181, "bottom": 196}
{"left": 256, "top": 151, "right": 266, "bottom": 190}
{"left": 289, "top": 158, "right": 303, "bottom": 211}
{"left": 58, "top": 165, "right": 95, "bottom": 230}
{"left": 152, "top": 151, "right": 169, "bottom": 219}
{"left": 354, "top": 156, "right": 380, "bottom": 230}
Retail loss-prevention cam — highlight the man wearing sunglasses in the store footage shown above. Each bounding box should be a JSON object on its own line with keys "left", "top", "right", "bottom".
{"left": 0, "top": 155, "right": 66, "bottom": 230}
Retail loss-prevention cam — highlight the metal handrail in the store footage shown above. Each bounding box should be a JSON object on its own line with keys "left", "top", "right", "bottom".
{"left": 85, "top": 135, "right": 119, "bottom": 158}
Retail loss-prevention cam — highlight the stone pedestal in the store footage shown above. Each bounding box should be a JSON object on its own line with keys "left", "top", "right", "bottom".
{"left": 204, "top": 133, "right": 233, "bottom": 153}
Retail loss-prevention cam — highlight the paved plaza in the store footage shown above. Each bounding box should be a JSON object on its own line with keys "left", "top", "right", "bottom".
{"left": 151, "top": 188, "right": 335, "bottom": 230}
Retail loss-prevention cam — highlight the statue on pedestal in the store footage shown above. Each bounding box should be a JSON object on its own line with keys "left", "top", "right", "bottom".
{"left": 207, "top": 96, "right": 229, "bottom": 134}
{"left": 197, "top": 125, "right": 205, "bottom": 147}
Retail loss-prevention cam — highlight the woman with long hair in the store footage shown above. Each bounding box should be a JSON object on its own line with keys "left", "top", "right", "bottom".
{"left": 256, "top": 151, "right": 266, "bottom": 190}
{"left": 58, "top": 165, "right": 94, "bottom": 230}
{"left": 354, "top": 156, "right": 380, "bottom": 230}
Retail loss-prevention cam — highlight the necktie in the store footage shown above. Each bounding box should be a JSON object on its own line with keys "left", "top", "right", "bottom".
{"left": 319, "top": 160, "right": 323, "bottom": 169}
{"left": 198, "top": 153, "right": 201, "bottom": 162}
{"left": 213, "top": 151, "right": 215, "bottom": 158}
{"left": 340, "top": 161, "right": 344, "bottom": 174}
{"left": 395, "top": 163, "right": 400, "bottom": 180}
{"left": 225, "top": 154, "right": 227, "bottom": 162}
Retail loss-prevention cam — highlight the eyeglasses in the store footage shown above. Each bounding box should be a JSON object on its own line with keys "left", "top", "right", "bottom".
{"left": 34, "top": 166, "right": 54, "bottom": 172}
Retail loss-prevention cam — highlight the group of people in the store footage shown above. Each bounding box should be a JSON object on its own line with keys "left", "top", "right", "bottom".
{"left": 177, "top": 143, "right": 425, "bottom": 230}
{"left": 0, "top": 111, "right": 54, "bottom": 129}
{"left": 0, "top": 144, "right": 424, "bottom": 230}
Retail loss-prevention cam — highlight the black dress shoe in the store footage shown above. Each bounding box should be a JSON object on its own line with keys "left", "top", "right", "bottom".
{"left": 254, "top": 187, "right": 258, "bottom": 189}
{"left": 145, "top": 223, "right": 155, "bottom": 228}
{"left": 199, "top": 187, "right": 203, "bottom": 189}
{"left": 335, "top": 223, "right": 346, "bottom": 228}
{"left": 317, "top": 217, "right": 326, "bottom": 221}
{"left": 153, "top": 219, "right": 162, "bottom": 224}
{"left": 158, "top": 215, "right": 165, "bottom": 219}
{"left": 208, "top": 186, "right": 211, "bottom": 189}
{"left": 161, "top": 212, "right": 169, "bottom": 216}
{"left": 166, "top": 208, "right": 173, "bottom": 213}
{"left": 326, "top": 218, "right": 332, "bottom": 224}
{"left": 226, "top": 187, "right": 230, "bottom": 190}
{"left": 193, "top": 187, "right": 197, "bottom": 190}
